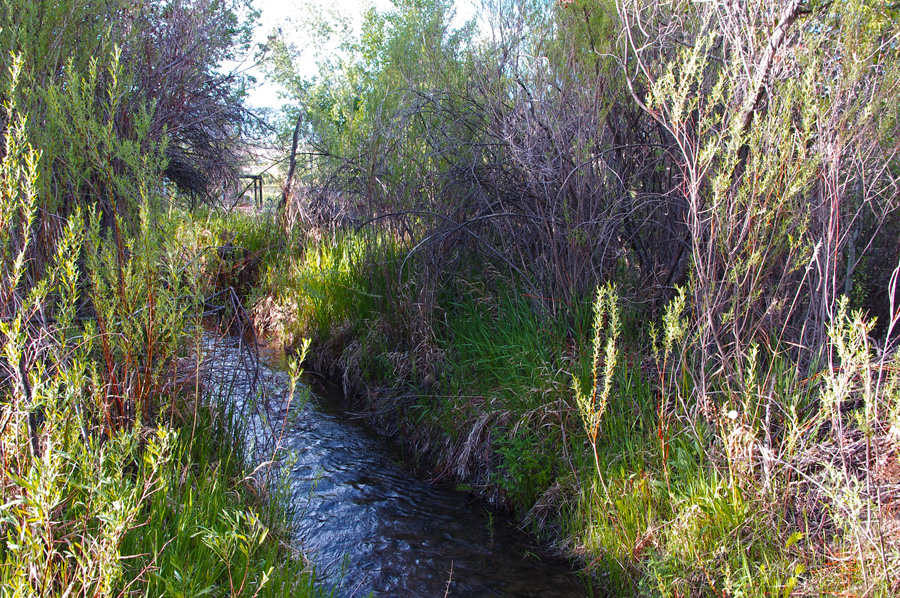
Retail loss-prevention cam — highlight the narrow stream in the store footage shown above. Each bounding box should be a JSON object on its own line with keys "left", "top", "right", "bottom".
{"left": 202, "top": 334, "right": 590, "bottom": 598}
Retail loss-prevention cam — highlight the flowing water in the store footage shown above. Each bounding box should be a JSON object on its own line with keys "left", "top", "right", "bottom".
{"left": 202, "top": 333, "right": 589, "bottom": 598}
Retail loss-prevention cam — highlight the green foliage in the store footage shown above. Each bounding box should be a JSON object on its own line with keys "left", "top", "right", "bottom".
{"left": 41, "top": 49, "right": 167, "bottom": 218}
{"left": 494, "top": 424, "right": 558, "bottom": 507}
{"left": 2, "top": 1, "right": 148, "bottom": 217}
{"left": 120, "top": 404, "right": 316, "bottom": 598}
{"left": 574, "top": 284, "right": 620, "bottom": 476}
{"left": 0, "top": 57, "right": 39, "bottom": 310}
{"left": 0, "top": 418, "right": 173, "bottom": 596}
{"left": 0, "top": 44, "right": 167, "bottom": 255}
{"left": 0, "top": 0, "right": 111, "bottom": 85}
{"left": 267, "top": 0, "right": 475, "bottom": 206}
{"left": 0, "top": 80, "right": 316, "bottom": 596}
{"left": 1, "top": 0, "right": 257, "bottom": 213}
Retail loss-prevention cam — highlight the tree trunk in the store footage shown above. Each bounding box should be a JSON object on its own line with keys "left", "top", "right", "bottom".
{"left": 280, "top": 112, "right": 303, "bottom": 219}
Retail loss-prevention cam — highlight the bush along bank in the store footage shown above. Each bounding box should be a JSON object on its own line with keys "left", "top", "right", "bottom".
{"left": 0, "top": 115, "right": 319, "bottom": 596}
{"left": 242, "top": 222, "right": 900, "bottom": 597}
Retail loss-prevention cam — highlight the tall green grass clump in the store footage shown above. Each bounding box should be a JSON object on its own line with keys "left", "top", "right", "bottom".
{"left": 119, "top": 399, "right": 316, "bottom": 598}
{"left": 252, "top": 229, "right": 400, "bottom": 351}
{"left": 427, "top": 288, "right": 585, "bottom": 507}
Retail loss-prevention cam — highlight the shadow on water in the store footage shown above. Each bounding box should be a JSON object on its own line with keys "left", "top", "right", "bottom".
{"left": 202, "top": 333, "right": 593, "bottom": 598}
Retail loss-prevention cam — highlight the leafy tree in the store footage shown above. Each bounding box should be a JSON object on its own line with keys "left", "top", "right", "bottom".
{"left": 0, "top": 0, "right": 260, "bottom": 222}
{"left": 124, "top": 0, "right": 262, "bottom": 198}
{"left": 266, "top": 0, "right": 475, "bottom": 220}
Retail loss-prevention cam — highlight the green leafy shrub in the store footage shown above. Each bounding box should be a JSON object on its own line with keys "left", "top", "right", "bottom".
{"left": 0, "top": 69, "right": 317, "bottom": 597}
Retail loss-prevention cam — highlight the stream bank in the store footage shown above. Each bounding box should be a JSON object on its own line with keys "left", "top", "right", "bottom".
{"left": 203, "top": 330, "right": 590, "bottom": 597}
{"left": 215, "top": 225, "right": 609, "bottom": 590}
{"left": 223, "top": 214, "right": 900, "bottom": 597}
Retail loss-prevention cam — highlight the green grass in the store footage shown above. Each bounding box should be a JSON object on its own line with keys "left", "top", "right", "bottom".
{"left": 120, "top": 400, "right": 317, "bottom": 598}
{"left": 441, "top": 290, "right": 575, "bottom": 409}
{"left": 249, "top": 230, "right": 389, "bottom": 348}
